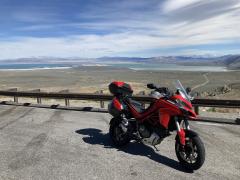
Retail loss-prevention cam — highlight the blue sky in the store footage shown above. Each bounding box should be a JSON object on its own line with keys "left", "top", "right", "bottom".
{"left": 0, "top": 0, "right": 240, "bottom": 59}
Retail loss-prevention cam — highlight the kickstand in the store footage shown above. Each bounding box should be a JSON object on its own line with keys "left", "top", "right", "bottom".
{"left": 153, "top": 145, "right": 159, "bottom": 151}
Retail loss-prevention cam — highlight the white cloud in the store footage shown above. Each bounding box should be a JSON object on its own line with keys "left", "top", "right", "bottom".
{"left": 1, "top": 18, "right": 239, "bottom": 60}
{"left": 162, "top": 0, "right": 201, "bottom": 13}
{"left": 0, "top": 0, "right": 240, "bottom": 59}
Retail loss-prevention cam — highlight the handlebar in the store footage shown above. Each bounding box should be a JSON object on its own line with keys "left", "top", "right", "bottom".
{"left": 147, "top": 83, "right": 172, "bottom": 96}
{"left": 147, "top": 83, "right": 157, "bottom": 89}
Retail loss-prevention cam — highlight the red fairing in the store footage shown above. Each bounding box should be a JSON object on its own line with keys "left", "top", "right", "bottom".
{"left": 113, "top": 97, "right": 123, "bottom": 111}
{"left": 159, "top": 111, "right": 170, "bottom": 129}
{"left": 171, "top": 94, "right": 197, "bottom": 119}
{"left": 188, "top": 110, "right": 197, "bottom": 119}
{"left": 172, "top": 94, "right": 192, "bottom": 109}
{"left": 157, "top": 99, "right": 182, "bottom": 128}
{"left": 126, "top": 98, "right": 182, "bottom": 127}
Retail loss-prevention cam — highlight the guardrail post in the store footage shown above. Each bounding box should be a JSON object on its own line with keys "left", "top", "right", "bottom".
{"left": 14, "top": 96, "right": 18, "bottom": 103}
{"left": 65, "top": 98, "right": 70, "bottom": 107}
{"left": 37, "top": 97, "right": 42, "bottom": 104}
{"left": 7, "top": 88, "right": 18, "bottom": 103}
{"left": 59, "top": 90, "right": 70, "bottom": 106}
{"left": 99, "top": 90, "right": 105, "bottom": 108}
{"left": 194, "top": 105, "right": 199, "bottom": 115}
{"left": 29, "top": 89, "right": 42, "bottom": 104}
{"left": 95, "top": 90, "right": 105, "bottom": 108}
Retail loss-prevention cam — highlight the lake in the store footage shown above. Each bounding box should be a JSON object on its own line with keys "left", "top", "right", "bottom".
{"left": 0, "top": 62, "right": 228, "bottom": 72}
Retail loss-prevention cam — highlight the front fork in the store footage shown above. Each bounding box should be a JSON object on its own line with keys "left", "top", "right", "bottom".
{"left": 175, "top": 117, "right": 190, "bottom": 146}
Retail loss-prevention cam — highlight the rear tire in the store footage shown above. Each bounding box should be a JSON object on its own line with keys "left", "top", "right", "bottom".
{"left": 175, "top": 134, "right": 205, "bottom": 170}
{"left": 109, "top": 118, "right": 130, "bottom": 147}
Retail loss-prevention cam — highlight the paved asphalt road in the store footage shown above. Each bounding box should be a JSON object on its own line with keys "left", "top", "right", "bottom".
{"left": 0, "top": 105, "right": 239, "bottom": 180}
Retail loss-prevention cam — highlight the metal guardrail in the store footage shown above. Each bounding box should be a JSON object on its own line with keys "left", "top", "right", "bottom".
{"left": 0, "top": 89, "right": 239, "bottom": 125}
{"left": 192, "top": 98, "right": 240, "bottom": 108}
{"left": 0, "top": 100, "right": 238, "bottom": 125}
{"left": 0, "top": 89, "right": 239, "bottom": 113}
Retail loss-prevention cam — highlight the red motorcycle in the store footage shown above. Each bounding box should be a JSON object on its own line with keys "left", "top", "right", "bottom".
{"left": 108, "top": 80, "right": 205, "bottom": 170}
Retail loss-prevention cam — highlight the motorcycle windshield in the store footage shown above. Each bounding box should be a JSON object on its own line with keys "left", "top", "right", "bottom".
{"left": 174, "top": 80, "right": 191, "bottom": 102}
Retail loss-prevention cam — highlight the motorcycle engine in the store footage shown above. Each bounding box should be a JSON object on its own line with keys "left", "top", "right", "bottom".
{"left": 139, "top": 124, "right": 151, "bottom": 138}
{"left": 138, "top": 124, "right": 162, "bottom": 146}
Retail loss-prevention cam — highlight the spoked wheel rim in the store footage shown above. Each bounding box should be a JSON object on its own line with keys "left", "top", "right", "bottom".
{"left": 114, "top": 125, "right": 127, "bottom": 141}
{"left": 175, "top": 133, "right": 205, "bottom": 170}
{"left": 109, "top": 118, "right": 131, "bottom": 147}
{"left": 177, "top": 138, "right": 199, "bottom": 164}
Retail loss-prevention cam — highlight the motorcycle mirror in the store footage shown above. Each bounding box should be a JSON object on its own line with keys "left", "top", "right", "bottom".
{"left": 186, "top": 87, "right": 191, "bottom": 95}
{"left": 147, "top": 83, "right": 156, "bottom": 89}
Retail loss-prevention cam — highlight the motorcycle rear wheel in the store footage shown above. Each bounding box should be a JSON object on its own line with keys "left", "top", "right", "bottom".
{"left": 109, "top": 118, "right": 130, "bottom": 147}
{"left": 175, "top": 134, "right": 205, "bottom": 170}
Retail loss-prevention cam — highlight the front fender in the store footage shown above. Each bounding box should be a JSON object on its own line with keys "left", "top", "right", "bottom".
{"left": 185, "top": 130, "right": 199, "bottom": 137}
{"left": 175, "top": 129, "right": 199, "bottom": 141}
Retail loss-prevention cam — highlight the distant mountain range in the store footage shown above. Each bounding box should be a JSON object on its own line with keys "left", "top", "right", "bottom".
{"left": 97, "top": 55, "right": 240, "bottom": 69}
{"left": 0, "top": 55, "right": 240, "bottom": 69}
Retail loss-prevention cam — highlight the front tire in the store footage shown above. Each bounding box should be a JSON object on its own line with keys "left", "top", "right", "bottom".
{"left": 109, "top": 118, "right": 130, "bottom": 147}
{"left": 175, "top": 133, "right": 205, "bottom": 170}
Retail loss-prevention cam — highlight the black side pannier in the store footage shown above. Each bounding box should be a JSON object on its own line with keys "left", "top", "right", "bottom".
{"left": 109, "top": 81, "right": 133, "bottom": 96}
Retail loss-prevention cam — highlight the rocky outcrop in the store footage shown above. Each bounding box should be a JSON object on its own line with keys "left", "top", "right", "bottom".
{"left": 199, "top": 85, "right": 232, "bottom": 97}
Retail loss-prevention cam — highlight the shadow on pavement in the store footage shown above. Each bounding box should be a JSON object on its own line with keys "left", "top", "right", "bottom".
{"left": 75, "top": 128, "right": 193, "bottom": 173}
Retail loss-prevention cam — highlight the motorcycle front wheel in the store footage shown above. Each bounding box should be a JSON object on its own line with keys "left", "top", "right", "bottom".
{"left": 109, "top": 118, "right": 130, "bottom": 147}
{"left": 175, "top": 133, "right": 205, "bottom": 170}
